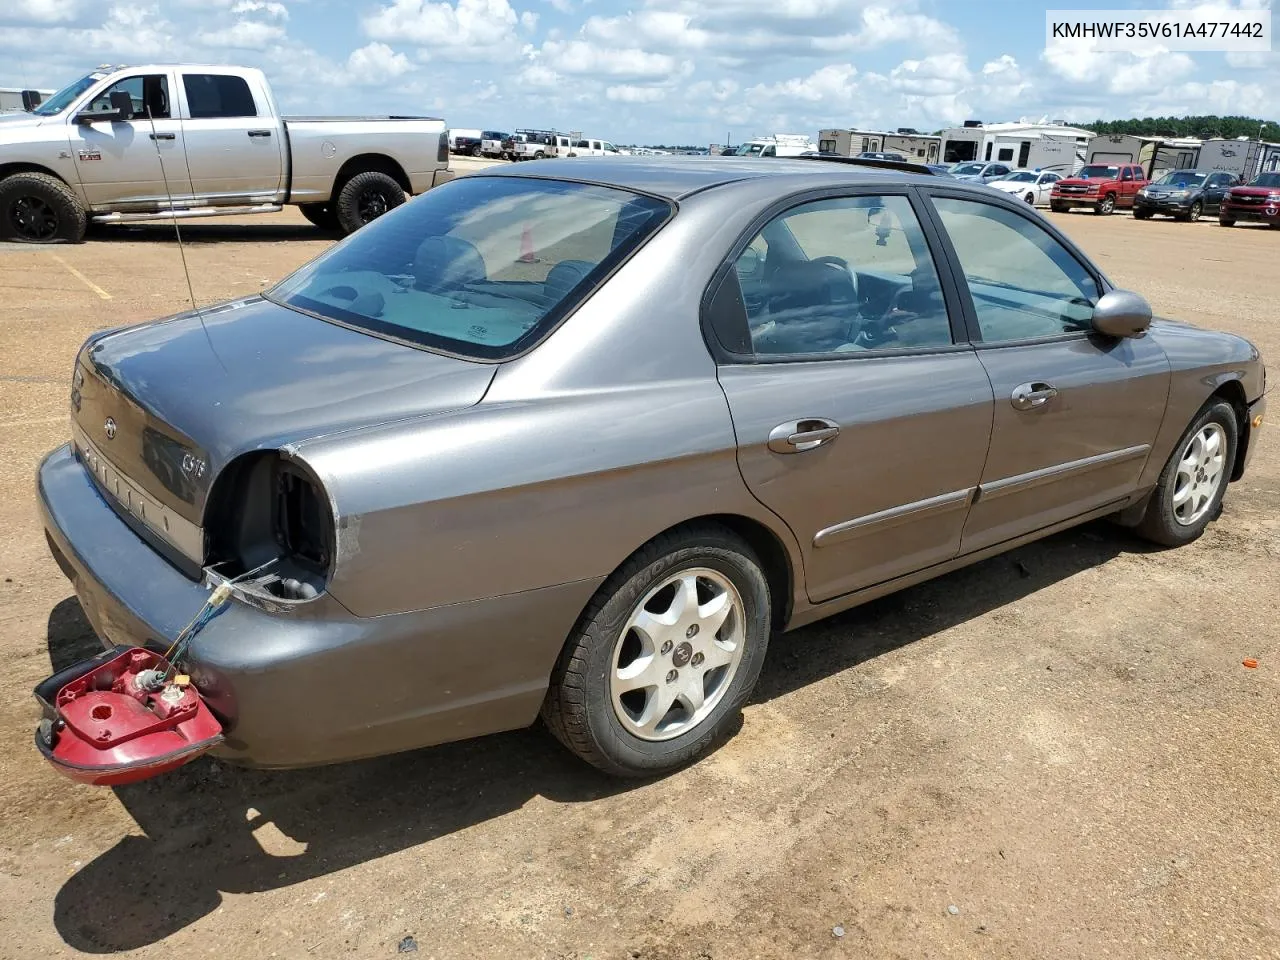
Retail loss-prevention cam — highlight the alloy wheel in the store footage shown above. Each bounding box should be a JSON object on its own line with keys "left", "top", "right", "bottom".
{"left": 1188, "top": 201, "right": 1202, "bottom": 222}
{"left": 357, "top": 189, "right": 389, "bottom": 224}
{"left": 1172, "top": 422, "right": 1227, "bottom": 526}
{"left": 8, "top": 195, "right": 59, "bottom": 241}
{"left": 609, "top": 567, "right": 746, "bottom": 742}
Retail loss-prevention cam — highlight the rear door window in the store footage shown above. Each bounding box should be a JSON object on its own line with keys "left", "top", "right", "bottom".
{"left": 183, "top": 74, "right": 258, "bottom": 118}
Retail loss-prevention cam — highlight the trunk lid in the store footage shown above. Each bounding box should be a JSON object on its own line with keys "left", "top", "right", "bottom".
{"left": 73, "top": 296, "right": 495, "bottom": 529}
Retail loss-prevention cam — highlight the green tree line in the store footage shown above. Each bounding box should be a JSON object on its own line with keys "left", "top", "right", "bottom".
{"left": 1080, "top": 115, "right": 1280, "bottom": 141}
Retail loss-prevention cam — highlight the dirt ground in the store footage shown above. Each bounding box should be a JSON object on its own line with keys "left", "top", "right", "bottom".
{"left": 1, "top": 181, "right": 1277, "bottom": 960}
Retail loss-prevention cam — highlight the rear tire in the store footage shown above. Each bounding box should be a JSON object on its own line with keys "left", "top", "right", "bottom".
{"left": 0, "top": 172, "right": 87, "bottom": 243}
{"left": 542, "top": 524, "right": 771, "bottom": 777}
{"left": 334, "top": 171, "right": 405, "bottom": 235}
{"left": 1134, "top": 400, "right": 1237, "bottom": 547}
{"left": 298, "top": 203, "right": 339, "bottom": 231}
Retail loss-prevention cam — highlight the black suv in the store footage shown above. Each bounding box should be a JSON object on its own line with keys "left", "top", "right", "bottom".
{"left": 1133, "top": 169, "right": 1241, "bottom": 221}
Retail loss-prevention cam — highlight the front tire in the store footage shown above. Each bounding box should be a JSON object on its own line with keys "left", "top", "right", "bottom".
{"left": 334, "top": 171, "right": 405, "bottom": 235}
{"left": 1050, "top": 201, "right": 1068, "bottom": 213}
{"left": 1182, "top": 200, "right": 1203, "bottom": 222}
{"left": 1219, "top": 216, "right": 1235, "bottom": 227}
{"left": 1095, "top": 193, "right": 1116, "bottom": 215}
{"left": 1134, "top": 400, "right": 1237, "bottom": 547}
{"left": 1024, "top": 192, "right": 1035, "bottom": 205}
{"left": 1133, "top": 208, "right": 1152, "bottom": 220}
{"left": 542, "top": 524, "right": 771, "bottom": 777}
{"left": 0, "top": 172, "right": 87, "bottom": 243}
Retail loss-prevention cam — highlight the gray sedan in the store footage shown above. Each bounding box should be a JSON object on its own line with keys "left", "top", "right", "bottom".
{"left": 37, "top": 157, "right": 1267, "bottom": 778}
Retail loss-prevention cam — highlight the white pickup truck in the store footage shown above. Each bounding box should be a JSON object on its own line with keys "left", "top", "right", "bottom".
{"left": 0, "top": 64, "right": 454, "bottom": 242}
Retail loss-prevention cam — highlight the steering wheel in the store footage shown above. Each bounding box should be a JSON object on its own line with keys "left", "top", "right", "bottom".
{"left": 808, "top": 255, "right": 859, "bottom": 303}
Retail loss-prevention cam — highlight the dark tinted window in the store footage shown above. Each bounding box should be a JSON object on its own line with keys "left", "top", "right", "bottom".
{"left": 183, "top": 74, "right": 258, "bottom": 119}
{"left": 268, "top": 177, "right": 672, "bottom": 360}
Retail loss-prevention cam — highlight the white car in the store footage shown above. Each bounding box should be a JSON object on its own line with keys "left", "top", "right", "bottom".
{"left": 988, "top": 169, "right": 1064, "bottom": 206}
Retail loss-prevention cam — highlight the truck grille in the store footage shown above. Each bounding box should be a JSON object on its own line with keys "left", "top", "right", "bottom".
{"left": 1058, "top": 185, "right": 1089, "bottom": 194}
{"left": 1232, "top": 194, "right": 1265, "bottom": 206}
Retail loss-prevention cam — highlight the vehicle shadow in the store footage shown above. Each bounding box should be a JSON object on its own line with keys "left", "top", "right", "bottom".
{"left": 87, "top": 222, "right": 334, "bottom": 244}
{"left": 49, "top": 520, "right": 1148, "bottom": 953}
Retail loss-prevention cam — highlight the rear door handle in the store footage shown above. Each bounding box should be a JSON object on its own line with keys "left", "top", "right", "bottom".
{"left": 768, "top": 418, "right": 840, "bottom": 454}
{"left": 149, "top": 132, "right": 175, "bottom": 140}
{"left": 1011, "top": 382, "right": 1059, "bottom": 410}
{"left": 247, "top": 129, "right": 273, "bottom": 138}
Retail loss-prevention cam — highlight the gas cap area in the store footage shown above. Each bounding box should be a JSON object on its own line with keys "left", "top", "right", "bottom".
{"left": 34, "top": 647, "right": 223, "bottom": 786}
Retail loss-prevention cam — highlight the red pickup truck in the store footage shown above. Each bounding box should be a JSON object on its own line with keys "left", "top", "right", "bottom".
{"left": 1219, "top": 171, "right": 1280, "bottom": 228}
{"left": 1050, "top": 163, "right": 1149, "bottom": 215}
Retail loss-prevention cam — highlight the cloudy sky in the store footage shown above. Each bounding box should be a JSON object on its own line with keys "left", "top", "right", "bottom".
{"left": 1, "top": 0, "right": 1275, "bottom": 144}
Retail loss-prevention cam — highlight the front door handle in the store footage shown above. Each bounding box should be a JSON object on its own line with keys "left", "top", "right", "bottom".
{"left": 1011, "top": 381, "right": 1059, "bottom": 410}
{"left": 149, "top": 132, "right": 176, "bottom": 140}
{"left": 768, "top": 418, "right": 840, "bottom": 454}
{"left": 247, "top": 129, "right": 273, "bottom": 138}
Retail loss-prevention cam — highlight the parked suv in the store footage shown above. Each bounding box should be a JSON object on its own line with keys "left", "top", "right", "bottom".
{"left": 1134, "top": 170, "right": 1239, "bottom": 221}
{"left": 1050, "top": 163, "right": 1149, "bottom": 215}
{"left": 1219, "top": 171, "right": 1280, "bottom": 228}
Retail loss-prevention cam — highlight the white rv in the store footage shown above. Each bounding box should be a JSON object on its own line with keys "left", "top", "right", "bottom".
{"left": 1085, "top": 134, "right": 1201, "bottom": 180}
{"left": 940, "top": 122, "right": 1093, "bottom": 174}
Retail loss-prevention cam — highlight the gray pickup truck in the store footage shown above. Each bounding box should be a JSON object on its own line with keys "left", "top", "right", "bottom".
{"left": 0, "top": 64, "right": 454, "bottom": 242}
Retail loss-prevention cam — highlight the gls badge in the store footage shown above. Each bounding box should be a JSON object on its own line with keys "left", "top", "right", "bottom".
{"left": 181, "top": 453, "right": 206, "bottom": 479}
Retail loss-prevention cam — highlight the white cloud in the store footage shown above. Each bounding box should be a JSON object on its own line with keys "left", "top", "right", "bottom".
{"left": 543, "top": 0, "right": 572, "bottom": 10}
{"left": 363, "top": 0, "right": 521, "bottom": 56}
{"left": 606, "top": 84, "right": 666, "bottom": 102}
{"left": 532, "top": 38, "right": 688, "bottom": 79}
{"left": 346, "top": 41, "right": 412, "bottom": 83}
{"left": 889, "top": 53, "right": 970, "bottom": 96}
{"left": 198, "top": 18, "right": 287, "bottom": 48}
{"left": 229, "top": 0, "right": 288, "bottom": 20}
{"left": 2, "top": 0, "right": 80, "bottom": 23}
{"left": 520, "top": 9, "right": 538, "bottom": 30}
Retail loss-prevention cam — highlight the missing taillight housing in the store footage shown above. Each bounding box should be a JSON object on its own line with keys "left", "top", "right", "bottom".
{"left": 275, "top": 466, "right": 330, "bottom": 571}
{"left": 204, "top": 453, "right": 333, "bottom": 603}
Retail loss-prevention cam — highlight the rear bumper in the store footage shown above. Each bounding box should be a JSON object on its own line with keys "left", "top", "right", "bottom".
{"left": 38, "top": 444, "right": 599, "bottom": 768}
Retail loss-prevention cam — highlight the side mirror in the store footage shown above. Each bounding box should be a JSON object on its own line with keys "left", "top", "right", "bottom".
{"left": 1091, "top": 289, "right": 1152, "bottom": 338}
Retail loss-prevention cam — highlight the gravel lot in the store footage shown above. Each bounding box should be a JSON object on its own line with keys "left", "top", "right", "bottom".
{"left": 1, "top": 175, "right": 1277, "bottom": 959}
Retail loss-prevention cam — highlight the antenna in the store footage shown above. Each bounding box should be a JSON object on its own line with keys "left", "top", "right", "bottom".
{"left": 144, "top": 104, "right": 200, "bottom": 318}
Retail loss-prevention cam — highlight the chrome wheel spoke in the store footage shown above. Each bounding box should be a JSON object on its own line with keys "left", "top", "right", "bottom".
{"left": 610, "top": 566, "right": 748, "bottom": 742}
{"left": 1171, "top": 422, "right": 1228, "bottom": 527}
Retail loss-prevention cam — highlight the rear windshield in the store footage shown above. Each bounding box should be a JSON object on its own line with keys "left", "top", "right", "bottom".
{"left": 267, "top": 176, "right": 672, "bottom": 360}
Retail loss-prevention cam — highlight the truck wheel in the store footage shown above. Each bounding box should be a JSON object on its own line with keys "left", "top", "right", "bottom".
{"left": 335, "top": 171, "right": 405, "bottom": 235}
{"left": 1050, "top": 201, "right": 1067, "bottom": 213}
{"left": 1095, "top": 193, "right": 1116, "bottom": 215}
{"left": 0, "top": 172, "right": 87, "bottom": 243}
{"left": 298, "top": 203, "right": 339, "bottom": 231}
{"left": 471, "top": 145, "right": 482, "bottom": 157}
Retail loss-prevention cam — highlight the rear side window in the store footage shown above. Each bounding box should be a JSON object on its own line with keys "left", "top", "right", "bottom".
{"left": 268, "top": 177, "right": 672, "bottom": 360}
{"left": 183, "top": 74, "right": 258, "bottom": 118}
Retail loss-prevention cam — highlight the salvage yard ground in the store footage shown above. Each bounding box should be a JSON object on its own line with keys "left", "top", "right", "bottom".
{"left": 1, "top": 173, "right": 1278, "bottom": 958}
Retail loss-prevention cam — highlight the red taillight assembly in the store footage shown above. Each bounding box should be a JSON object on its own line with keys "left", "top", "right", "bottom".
{"left": 34, "top": 647, "right": 223, "bottom": 786}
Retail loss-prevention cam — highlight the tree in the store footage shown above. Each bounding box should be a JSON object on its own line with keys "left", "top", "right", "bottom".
{"left": 1081, "top": 115, "right": 1280, "bottom": 141}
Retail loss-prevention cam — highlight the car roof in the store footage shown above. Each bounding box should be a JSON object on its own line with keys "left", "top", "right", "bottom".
{"left": 472, "top": 155, "right": 942, "bottom": 201}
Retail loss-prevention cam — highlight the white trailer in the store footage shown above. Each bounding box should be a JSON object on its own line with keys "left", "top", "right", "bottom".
{"left": 1195, "top": 139, "right": 1261, "bottom": 179}
{"left": 1086, "top": 135, "right": 1201, "bottom": 180}
{"left": 940, "top": 122, "right": 1093, "bottom": 171}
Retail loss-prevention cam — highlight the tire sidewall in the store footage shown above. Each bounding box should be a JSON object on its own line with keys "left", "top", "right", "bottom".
{"left": 0, "top": 174, "right": 86, "bottom": 243}
{"left": 577, "top": 540, "right": 770, "bottom": 775}
{"left": 1145, "top": 400, "right": 1237, "bottom": 545}
{"left": 336, "top": 172, "right": 405, "bottom": 234}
